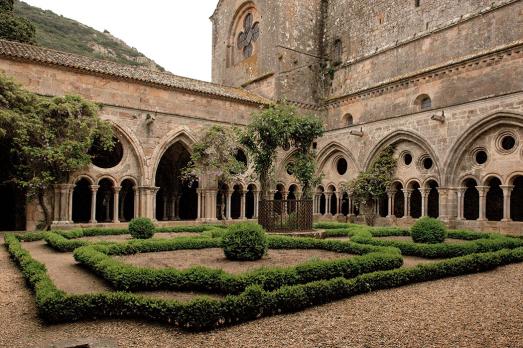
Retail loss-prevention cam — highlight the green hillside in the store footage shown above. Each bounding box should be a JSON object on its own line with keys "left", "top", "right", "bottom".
{"left": 13, "top": 0, "right": 164, "bottom": 71}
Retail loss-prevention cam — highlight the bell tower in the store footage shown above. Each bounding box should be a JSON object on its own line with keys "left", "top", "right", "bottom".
{"left": 211, "top": 0, "right": 326, "bottom": 105}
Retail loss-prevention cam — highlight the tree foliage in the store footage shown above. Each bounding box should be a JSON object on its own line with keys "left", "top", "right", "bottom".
{"left": 342, "top": 146, "right": 396, "bottom": 224}
{"left": 0, "top": 0, "right": 35, "bottom": 44}
{"left": 241, "top": 103, "right": 324, "bottom": 200}
{"left": 0, "top": 73, "right": 114, "bottom": 228}
{"left": 182, "top": 125, "right": 246, "bottom": 185}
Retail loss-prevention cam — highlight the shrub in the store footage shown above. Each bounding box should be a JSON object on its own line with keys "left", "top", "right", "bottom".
{"left": 128, "top": 218, "right": 155, "bottom": 239}
{"left": 222, "top": 223, "right": 268, "bottom": 261}
{"left": 411, "top": 217, "right": 447, "bottom": 244}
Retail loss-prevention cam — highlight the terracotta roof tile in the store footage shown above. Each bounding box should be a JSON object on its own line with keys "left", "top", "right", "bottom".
{"left": 0, "top": 39, "right": 270, "bottom": 105}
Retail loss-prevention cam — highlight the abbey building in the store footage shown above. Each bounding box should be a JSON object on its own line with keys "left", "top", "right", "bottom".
{"left": 0, "top": 0, "right": 522, "bottom": 233}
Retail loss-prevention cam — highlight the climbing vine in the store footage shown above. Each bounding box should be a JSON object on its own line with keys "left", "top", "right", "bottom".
{"left": 241, "top": 102, "right": 324, "bottom": 200}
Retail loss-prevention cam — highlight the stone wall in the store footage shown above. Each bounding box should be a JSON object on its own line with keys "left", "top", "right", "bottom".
{"left": 326, "top": 0, "right": 523, "bottom": 101}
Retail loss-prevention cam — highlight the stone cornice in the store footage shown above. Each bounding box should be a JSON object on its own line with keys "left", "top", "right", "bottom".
{"left": 325, "top": 41, "right": 523, "bottom": 108}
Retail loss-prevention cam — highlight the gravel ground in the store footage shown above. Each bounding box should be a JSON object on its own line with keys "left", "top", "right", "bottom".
{"left": 116, "top": 248, "right": 354, "bottom": 274}
{"left": 1, "top": 243, "right": 522, "bottom": 347}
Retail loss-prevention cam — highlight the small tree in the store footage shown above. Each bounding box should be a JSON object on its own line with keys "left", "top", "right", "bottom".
{"left": 182, "top": 125, "right": 246, "bottom": 218}
{"left": 241, "top": 103, "right": 324, "bottom": 200}
{"left": 0, "top": 0, "right": 36, "bottom": 44}
{"left": 240, "top": 103, "right": 294, "bottom": 199}
{"left": 343, "top": 146, "right": 396, "bottom": 226}
{"left": 0, "top": 73, "right": 114, "bottom": 229}
{"left": 287, "top": 114, "right": 324, "bottom": 199}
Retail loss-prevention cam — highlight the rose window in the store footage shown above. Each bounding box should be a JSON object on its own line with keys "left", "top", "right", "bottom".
{"left": 237, "top": 13, "right": 259, "bottom": 58}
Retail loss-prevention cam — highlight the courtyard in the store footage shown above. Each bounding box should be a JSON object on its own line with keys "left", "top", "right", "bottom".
{"left": 2, "top": 221, "right": 523, "bottom": 347}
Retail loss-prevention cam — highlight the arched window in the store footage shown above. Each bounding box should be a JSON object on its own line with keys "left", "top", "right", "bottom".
{"left": 343, "top": 113, "right": 354, "bottom": 127}
{"left": 333, "top": 39, "right": 342, "bottom": 64}
{"left": 415, "top": 94, "right": 432, "bottom": 111}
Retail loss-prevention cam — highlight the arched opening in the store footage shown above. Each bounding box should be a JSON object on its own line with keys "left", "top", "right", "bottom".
{"left": 427, "top": 180, "right": 439, "bottom": 218}
{"left": 72, "top": 178, "right": 91, "bottom": 223}
{"left": 486, "top": 177, "right": 503, "bottom": 221}
{"left": 409, "top": 182, "right": 422, "bottom": 218}
{"left": 88, "top": 136, "right": 124, "bottom": 169}
{"left": 0, "top": 182, "right": 26, "bottom": 231}
{"left": 415, "top": 94, "right": 432, "bottom": 110}
{"left": 273, "top": 184, "right": 285, "bottom": 215}
{"left": 328, "top": 186, "right": 337, "bottom": 215}
{"left": 231, "top": 184, "right": 242, "bottom": 219}
{"left": 320, "top": 193, "right": 326, "bottom": 215}
{"left": 378, "top": 194, "right": 388, "bottom": 217}
{"left": 343, "top": 113, "right": 353, "bottom": 127}
{"left": 155, "top": 142, "right": 197, "bottom": 221}
{"left": 96, "top": 179, "right": 114, "bottom": 223}
{"left": 341, "top": 192, "right": 350, "bottom": 216}
{"left": 119, "top": 179, "right": 135, "bottom": 222}
{"left": 246, "top": 184, "right": 256, "bottom": 219}
{"left": 287, "top": 185, "right": 298, "bottom": 214}
{"left": 393, "top": 182, "right": 404, "bottom": 218}
{"left": 511, "top": 176, "right": 523, "bottom": 221}
{"left": 463, "top": 178, "right": 479, "bottom": 220}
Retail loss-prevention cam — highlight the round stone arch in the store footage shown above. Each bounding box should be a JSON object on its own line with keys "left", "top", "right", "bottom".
{"left": 226, "top": 1, "right": 260, "bottom": 66}
{"left": 444, "top": 112, "right": 523, "bottom": 187}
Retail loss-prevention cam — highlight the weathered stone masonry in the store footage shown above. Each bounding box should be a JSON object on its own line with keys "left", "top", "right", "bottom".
{"left": 0, "top": 0, "right": 522, "bottom": 234}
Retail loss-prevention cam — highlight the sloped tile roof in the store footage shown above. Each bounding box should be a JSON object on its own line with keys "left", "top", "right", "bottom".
{"left": 0, "top": 39, "right": 270, "bottom": 105}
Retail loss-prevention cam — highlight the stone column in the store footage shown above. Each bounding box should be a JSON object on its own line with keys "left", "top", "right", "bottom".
{"left": 325, "top": 193, "right": 332, "bottom": 216}
{"left": 162, "top": 194, "right": 169, "bottom": 221}
{"left": 175, "top": 194, "right": 181, "bottom": 220}
{"left": 386, "top": 189, "right": 395, "bottom": 218}
{"left": 313, "top": 194, "right": 319, "bottom": 214}
{"left": 53, "top": 184, "right": 74, "bottom": 224}
{"left": 240, "top": 191, "right": 246, "bottom": 219}
{"left": 133, "top": 187, "right": 139, "bottom": 219}
{"left": 348, "top": 193, "right": 355, "bottom": 217}
{"left": 420, "top": 188, "right": 429, "bottom": 217}
{"left": 226, "top": 191, "right": 232, "bottom": 220}
{"left": 437, "top": 187, "right": 449, "bottom": 220}
{"left": 477, "top": 186, "right": 489, "bottom": 221}
{"left": 402, "top": 189, "right": 411, "bottom": 218}
{"left": 254, "top": 191, "right": 260, "bottom": 218}
{"left": 112, "top": 186, "right": 121, "bottom": 224}
{"left": 89, "top": 185, "right": 99, "bottom": 224}
{"left": 456, "top": 187, "right": 466, "bottom": 220}
{"left": 338, "top": 195, "right": 343, "bottom": 216}
{"left": 196, "top": 189, "right": 202, "bottom": 221}
{"left": 501, "top": 185, "right": 514, "bottom": 222}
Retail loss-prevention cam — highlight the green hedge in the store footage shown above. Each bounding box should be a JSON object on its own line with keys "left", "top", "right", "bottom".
{"left": 351, "top": 229, "right": 523, "bottom": 259}
{"left": 73, "top": 236, "right": 400, "bottom": 294}
{"left": 5, "top": 232, "right": 523, "bottom": 331}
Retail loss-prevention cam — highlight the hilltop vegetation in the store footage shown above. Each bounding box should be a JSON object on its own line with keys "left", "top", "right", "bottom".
{"left": 13, "top": 0, "right": 164, "bottom": 71}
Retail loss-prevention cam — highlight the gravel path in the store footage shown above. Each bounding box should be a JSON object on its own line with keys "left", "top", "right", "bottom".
{"left": 1, "top": 243, "right": 522, "bottom": 347}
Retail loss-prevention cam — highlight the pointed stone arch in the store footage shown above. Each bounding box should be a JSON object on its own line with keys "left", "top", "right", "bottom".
{"left": 316, "top": 141, "right": 360, "bottom": 174}
{"left": 149, "top": 129, "right": 197, "bottom": 185}
{"left": 363, "top": 130, "right": 440, "bottom": 174}
{"left": 444, "top": 111, "right": 523, "bottom": 186}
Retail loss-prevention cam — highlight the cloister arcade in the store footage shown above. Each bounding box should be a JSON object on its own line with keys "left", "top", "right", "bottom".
{"left": 34, "top": 113, "right": 522, "bottom": 233}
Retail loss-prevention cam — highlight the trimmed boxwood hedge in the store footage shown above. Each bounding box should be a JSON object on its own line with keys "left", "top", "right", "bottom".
{"left": 5, "top": 232, "right": 523, "bottom": 331}
{"left": 317, "top": 222, "right": 523, "bottom": 259}
{"left": 44, "top": 225, "right": 225, "bottom": 252}
{"left": 73, "top": 236, "right": 401, "bottom": 294}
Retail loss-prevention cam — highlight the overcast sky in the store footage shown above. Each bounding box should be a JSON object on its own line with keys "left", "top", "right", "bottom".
{"left": 23, "top": 0, "right": 217, "bottom": 81}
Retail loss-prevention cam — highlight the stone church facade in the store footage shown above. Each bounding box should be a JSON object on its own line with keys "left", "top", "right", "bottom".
{"left": 0, "top": 0, "right": 522, "bottom": 233}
